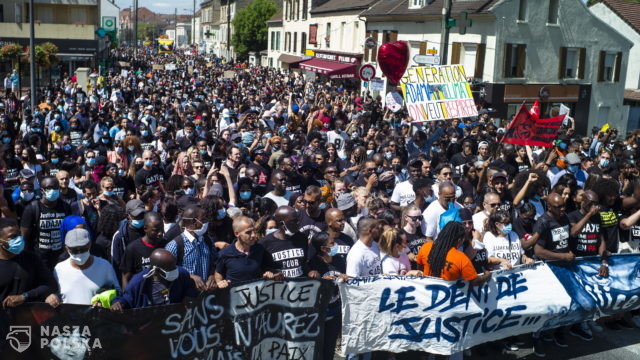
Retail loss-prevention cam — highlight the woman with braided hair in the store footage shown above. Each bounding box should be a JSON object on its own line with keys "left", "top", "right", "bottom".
{"left": 416, "top": 221, "right": 492, "bottom": 286}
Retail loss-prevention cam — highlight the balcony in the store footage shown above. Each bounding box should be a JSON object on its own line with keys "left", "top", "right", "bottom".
{"left": 0, "top": 23, "right": 96, "bottom": 40}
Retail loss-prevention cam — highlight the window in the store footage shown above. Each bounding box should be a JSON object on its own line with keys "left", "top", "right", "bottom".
{"left": 293, "top": 32, "right": 297, "bottom": 53}
{"left": 364, "top": 30, "right": 379, "bottom": 62}
{"left": 276, "top": 32, "right": 281, "bottom": 50}
{"left": 309, "top": 24, "right": 317, "bottom": 45}
{"left": 504, "top": 44, "right": 526, "bottom": 78}
{"left": 0, "top": 5, "right": 4, "bottom": 22}
{"left": 269, "top": 58, "right": 273, "bottom": 67}
{"left": 301, "top": 32, "right": 307, "bottom": 54}
{"left": 285, "top": 32, "right": 290, "bottom": 52}
{"left": 382, "top": 30, "right": 398, "bottom": 44}
{"left": 340, "top": 22, "right": 345, "bottom": 49}
{"left": 598, "top": 51, "right": 622, "bottom": 82}
{"left": 325, "top": 23, "right": 331, "bottom": 45}
{"left": 409, "top": 0, "right": 425, "bottom": 9}
{"left": 518, "top": 0, "right": 527, "bottom": 21}
{"left": 70, "top": 7, "right": 87, "bottom": 24}
{"left": 294, "top": 0, "right": 299, "bottom": 20}
{"left": 548, "top": 0, "right": 559, "bottom": 24}
{"left": 558, "top": 47, "right": 585, "bottom": 79}
{"left": 270, "top": 32, "right": 275, "bottom": 51}
{"left": 302, "top": 0, "right": 308, "bottom": 20}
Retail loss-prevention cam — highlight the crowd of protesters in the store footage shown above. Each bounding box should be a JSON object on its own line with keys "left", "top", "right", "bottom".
{"left": 1, "top": 45, "right": 640, "bottom": 359}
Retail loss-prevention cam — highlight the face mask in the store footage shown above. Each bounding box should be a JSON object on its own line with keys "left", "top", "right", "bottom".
{"left": 266, "top": 228, "right": 277, "bottom": 235}
{"left": 83, "top": 140, "right": 91, "bottom": 146}
{"left": 117, "top": 169, "right": 125, "bottom": 177}
{"left": 44, "top": 189, "right": 60, "bottom": 201}
{"left": 501, "top": 224, "right": 513, "bottom": 235}
{"left": 424, "top": 195, "right": 435, "bottom": 203}
{"left": 319, "top": 202, "right": 328, "bottom": 210}
{"left": 193, "top": 222, "right": 209, "bottom": 236}
{"left": 599, "top": 159, "right": 609, "bottom": 168}
{"left": 4, "top": 235, "right": 25, "bottom": 255}
{"left": 216, "top": 209, "right": 226, "bottom": 220}
{"left": 51, "top": 158, "right": 59, "bottom": 164}
{"left": 20, "top": 191, "right": 35, "bottom": 201}
{"left": 385, "top": 151, "right": 394, "bottom": 160}
{"left": 69, "top": 251, "right": 90, "bottom": 265}
{"left": 131, "top": 219, "right": 144, "bottom": 229}
{"left": 63, "top": 144, "right": 72, "bottom": 151}
{"left": 240, "top": 191, "right": 252, "bottom": 200}
{"left": 401, "top": 246, "right": 411, "bottom": 255}
{"left": 568, "top": 165, "right": 579, "bottom": 174}
{"left": 464, "top": 203, "right": 475, "bottom": 210}
{"left": 184, "top": 187, "right": 194, "bottom": 196}
{"left": 54, "top": 126, "right": 62, "bottom": 132}
{"left": 195, "top": 125, "right": 203, "bottom": 131}
{"left": 327, "top": 244, "right": 339, "bottom": 257}
{"left": 432, "top": 147, "right": 440, "bottom": 153}
{"left": 158, "top": 267, "right": 179, "bottom": 282}
{"left": 366, "top": 149, "right": 374, "bottom": 156}
{"left": 282, "top": 222, "right": 295, "bottom": 236}
{"left": 115, "top": 147, "right": 123, "bottom": 153}
{"left": 101, "top": 138, "right": 109, "bottom": 144}
{"left": 141, "top": 130, "right": 149, "bottom": 137}
{"left": 199, "top": 149, "right": 207, "bottom": 155}
{"left": 54, "top": 114, "right": 61, "bottom": 120}
{"left": 144, "top": 160, "right": 154, "bottom": 168}
{"left": 128, "top": 145, "right": 135, "bottom": 151}
{"left": 451, "top": 137, "right": 458, "bottom": 143}
{"left": 103, "top": 190, "right": 115, "bottom": 197}
{"left": 87, "top": 158, "right": 96, "bottom": 166}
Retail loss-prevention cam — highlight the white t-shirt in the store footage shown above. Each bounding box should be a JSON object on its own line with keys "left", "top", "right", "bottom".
{"left": 421, "top": 201, "right": 462, "bottom": 240}
{"left": 264, "top": 190, "right": 292, "bottom": 208}
{"left": 326, "top": 130, "right": 349, "bottom": 158}
{"left": 483, "top": 231, "right": 524, "bottom": 269}
{"left": 381, "top": 252, "right": 411, "bottom": 275}
{"left": 390, "top": 181, "right": 416, "bottom": 206}
{"left": 473, "top": 211, "right": 489, "bottom": 233}
{"left": 54, "top": 257, "right": 121, "bottom": 305}
{"left": 346, "top": 240, "right": 382, "bottom": 277}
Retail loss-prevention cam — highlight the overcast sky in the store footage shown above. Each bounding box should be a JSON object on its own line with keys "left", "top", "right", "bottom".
{"left": 114, "top": 0, "right": 196, "bottom": 15}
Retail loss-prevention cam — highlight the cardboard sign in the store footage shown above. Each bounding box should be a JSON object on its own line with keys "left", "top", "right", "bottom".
{"left": 385, "top": 91, "right": 404, "bottom": 112}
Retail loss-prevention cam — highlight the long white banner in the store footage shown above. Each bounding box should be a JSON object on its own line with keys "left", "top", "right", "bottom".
{"left": 339, "top": 255, "right": 640, "bottom": 355}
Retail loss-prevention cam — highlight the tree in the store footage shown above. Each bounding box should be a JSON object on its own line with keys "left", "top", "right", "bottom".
{"left": 231, "top": 0, "right": 277, "bottom": 60}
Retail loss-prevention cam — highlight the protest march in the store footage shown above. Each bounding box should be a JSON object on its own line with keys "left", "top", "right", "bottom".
{"left": 1, "top": 27, "right": 640, "bottom": 360}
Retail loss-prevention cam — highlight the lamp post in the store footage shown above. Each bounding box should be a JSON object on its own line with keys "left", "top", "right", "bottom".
{"left": 29, "top": 0, "right": 35, "bottom": 112}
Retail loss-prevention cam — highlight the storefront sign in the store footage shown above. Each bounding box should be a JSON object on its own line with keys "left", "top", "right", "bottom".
{"left": 314, "top": 52, "right": 360, "bottom": 64}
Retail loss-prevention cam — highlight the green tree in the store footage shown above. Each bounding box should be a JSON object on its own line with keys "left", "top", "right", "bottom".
{"left": 232, "top": 0, "right": 277, "bottom": 60}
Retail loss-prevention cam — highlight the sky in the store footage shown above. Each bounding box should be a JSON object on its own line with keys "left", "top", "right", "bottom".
{"left": 114, "top": 0, "right": 195, "bottom": 15}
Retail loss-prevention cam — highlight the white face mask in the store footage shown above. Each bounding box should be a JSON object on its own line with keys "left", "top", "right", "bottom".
{"left": 160, "top": 267, "right": 179, "bottom": 282}
{"left": 69, "top": 251, "right": 90, "bottom": 265}
{"left": 401, "top": 246, "right": 410, "bottom": 255}
{"left": 193, "top": 222, "right": 209, "bottom": 236}
{"left": 282, "top": 222, "right": 295, "bottom": 236}
{"left": 266, "top": 228, "right": 277, "bottom": 235}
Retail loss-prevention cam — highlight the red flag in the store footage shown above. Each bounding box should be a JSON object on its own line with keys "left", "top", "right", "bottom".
{"left": 502, "top": 104, "right": 562, "bottom": 147}
{"left": 529, "top": 100, "right": 540, "bottom": 120}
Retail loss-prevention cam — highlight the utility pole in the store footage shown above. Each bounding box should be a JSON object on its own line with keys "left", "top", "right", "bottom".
{"left": 174, "top": 8, "right": 178, "bottom": 45}
{"left": 134, "top": 0, "right": 138, "bottom": 60}
{"left": 226, "top": 0, "right": 231, "bottom": 60}
{"left": 193, "top": 0, "right": 196, "bottom": 45}
{"left": 29, "top": 0, "right": 35, "bottom": 112}
{"left": 439, "top": 0, "right": 452, "bottom": 65}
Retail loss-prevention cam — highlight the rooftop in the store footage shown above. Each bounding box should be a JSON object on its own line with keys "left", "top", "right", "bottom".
{"left": 362, "top": 0, "right": 498, "bottom": 17}
{"left": 592, "top": 0, "right": 640, "bottom": 35}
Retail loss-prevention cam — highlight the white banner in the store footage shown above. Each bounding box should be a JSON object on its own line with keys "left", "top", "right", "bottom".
{"left": 340, "top": 262, "right": 572, "bottom": 355}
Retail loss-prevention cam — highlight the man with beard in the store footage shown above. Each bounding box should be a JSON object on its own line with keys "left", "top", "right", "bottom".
{"left": 298, "top": 186, "right": 328, "bottom": 241}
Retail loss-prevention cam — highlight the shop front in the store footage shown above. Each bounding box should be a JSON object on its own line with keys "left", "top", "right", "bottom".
{"left": 299, "top": 50, "right": 362, "bottom": 86}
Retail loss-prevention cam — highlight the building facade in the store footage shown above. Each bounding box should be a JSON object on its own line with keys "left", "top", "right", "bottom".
{"left": 362, "top": 0, "right": 632, "bottom": 134}
{"left": 589, "top": 0, "right": 640, "bottom": 130}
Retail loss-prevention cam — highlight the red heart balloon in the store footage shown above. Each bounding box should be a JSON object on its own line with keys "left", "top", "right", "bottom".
{"left": 377, "top": 41, "right": 410, "bottom": 85}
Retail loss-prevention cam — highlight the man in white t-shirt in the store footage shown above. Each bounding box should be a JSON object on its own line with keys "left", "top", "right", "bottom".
{"left": 431, "top": 164, "right": 463, "bottom": 199}
{"left": 473, "top": 192, "right": 500, "bottom": 233}
{"left": 49, "top": 229, "right": 120, "bottom": 306}
{"left": 346, "top": 218, "right": 383, "bottom": 277}
{"left": 326, "top": 120, "right": 349, "bottom": 159}
{"left": 390, "top": 159, "right": 423, "bottom": 212}
{"left": 422, "top": 182, "right": 462, "bottom": 242}
{"left": 264, "top": 170, "right": 292, "bottom": 207}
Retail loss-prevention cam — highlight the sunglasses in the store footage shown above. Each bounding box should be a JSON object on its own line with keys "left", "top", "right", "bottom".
{"left": 407, "top": 215, "right": 422, "bottom": 222}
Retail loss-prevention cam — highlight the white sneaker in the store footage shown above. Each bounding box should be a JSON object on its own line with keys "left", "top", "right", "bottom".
{"left": 580, "top": 321, "right": 593, "bottom": 337}
{"left": 588, "top": 320, "right": 604, "bottom": 333}
{"left": 631, "top": 315, "right": 640, "bottom": 328}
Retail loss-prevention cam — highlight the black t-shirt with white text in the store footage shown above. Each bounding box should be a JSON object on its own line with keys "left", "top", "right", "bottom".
{"left": 20, "top": 200, "right": 71, "bottom": 252}
{"left": 134, "top": 167, "right": 165, "bottom": 188}
{"left": 259, "top": 232, "right": 308, "bottom": 278}
{"left": 533, "top": 213, "right": 571, "bottom": 254}
{"left": 120, "top": 238, "right": 158, "bottom": 275}
{"left": 567, "top": 210, "right": 602, "bottom": 256}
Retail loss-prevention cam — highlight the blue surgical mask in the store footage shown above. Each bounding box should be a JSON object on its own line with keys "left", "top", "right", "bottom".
{"left": 327, "top": 244, "right": 339, "bottom": 257}
{"left": 115, "top": 147, "right": 123, "bottom": 153}
{"left": 266, "top": 228, "right": 277, "bottom": 235}
{"left": 184, "top": 187, "right": 195, "bottom": 196}
{"left": 144, "top": 160, "right": 153, "bottom": 168}
{"left": 87, "top": 158, "right": 96, "bottom": 166}
{"left": 44, "top": 189, "right": 60, "bottom": 202}
{"left": 131, "top": 219, "right": 144, "bottom": 228}
{"left": 118, "top": 169, "right": 125, "bottom": 176}
{"left": 385, "top": 151, "right": 394, "bottom": 160}
{"left": 216, "top": 208, "right": 226, "bottom": 220}
{"left": 239, "top": 191, "right": 252, "bottom": 200}
{"left": 54, "top": 126, "right": 62, "bottom": 132}
{"left": 501, "top": 224, "right": 513, "bottom": 235}
{"left": 599, "top": 159, "right": 609, "bottom": 168}
{"left": 4, "top": 235, "right": 25, "bottom": 255}
{"left": 103, "top": 190, "right": 115, "bottom": 197}
{"left": 568, "top": 165, "right": 579, "bottom": 174}
{"left": 20, "top": 191, "right": 34, "bottom": 201}
{"left": 319, "top": 202, "right": 328, "bottom": 210}
{"left": 83, "top": 140, "right": 91, "bottom": 146}
{"left": 51, "top": 158, "right": 59, "bottom": 164}
{"left": 2, "top": 137, "right": 10, "bottom": 144}
{"left": 63, "top": 144, "right": 72, "bottom": 151}
{"left": 199, "top": 149, "right": 207, "bottom": 155}
{"left": 101, "top": 138, "right": 109, "bottom": 144}
{"left": 141, "top": 130, "right": 149, "bottom": 137}
{"left": 195, "top": 125, "right": 203, "bottom": 131}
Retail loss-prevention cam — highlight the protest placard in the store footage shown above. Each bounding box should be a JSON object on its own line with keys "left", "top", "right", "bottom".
{"left": 340, "top": 255, "right": 640, "bottom": 355}
{"left": 164, "top": 64, "right": 177, "bottom": 71}
{"left": 151, "top": 64, "right": 163, "bottom": 70}
{"left": 400, "top": 65, "right": 478, "bottom": 122}
{"left": 370, "top": 79, "right": 385, "bottom": 91}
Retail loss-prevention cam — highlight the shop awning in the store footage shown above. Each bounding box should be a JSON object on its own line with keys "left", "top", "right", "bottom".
{"left": 278, "top": 54, "right": 303, "bottom": 64}
{"left": 299, "top": 58, "right": 357, "bottom": 79}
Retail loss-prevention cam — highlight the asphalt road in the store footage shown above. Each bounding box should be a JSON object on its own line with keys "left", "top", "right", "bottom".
{"left": 334, "top": 327, "right": 640, "bottom": 360}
